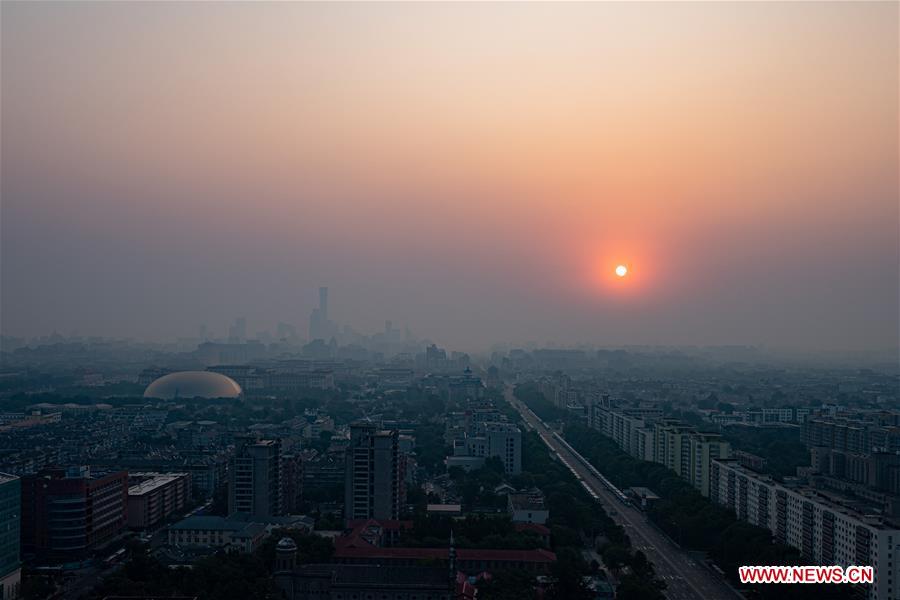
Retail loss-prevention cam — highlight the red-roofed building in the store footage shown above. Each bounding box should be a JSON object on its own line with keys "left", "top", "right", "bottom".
{"left": 456, "top": 572, "right": 478, "bottom": 599}
{"left": 333, "top": 545, "right": 556, "bottom": 574}
{"left": 341, "top": 518, "right": 413, "bottom": 548}
{"left": 273, "top": 534, "right": 479, "bottom": 599}
{"left": 514, "top": 522, "right": 551, "bottom": 546}
{"left": 333, "top": 518, "right": 556, "bottom": 574}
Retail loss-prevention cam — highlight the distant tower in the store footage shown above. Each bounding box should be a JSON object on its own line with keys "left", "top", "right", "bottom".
{"left": 319, "top": 287, "right": 329, "bottom": 321}
{"left": 229, "top": 317, "right": 247, "bottom": 343}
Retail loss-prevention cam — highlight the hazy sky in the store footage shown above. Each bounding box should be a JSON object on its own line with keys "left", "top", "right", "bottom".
{"left": 2, "top": 1, "right": 897, "bottom": 352}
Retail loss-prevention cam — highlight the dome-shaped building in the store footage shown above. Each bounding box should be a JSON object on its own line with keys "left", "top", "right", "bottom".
{"left": 143, "top": 370, "right": 242, "bottom": 400}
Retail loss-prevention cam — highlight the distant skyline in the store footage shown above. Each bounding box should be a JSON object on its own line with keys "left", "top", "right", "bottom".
{"left": 2, "top": 2, "right": 897, "bottom": 353}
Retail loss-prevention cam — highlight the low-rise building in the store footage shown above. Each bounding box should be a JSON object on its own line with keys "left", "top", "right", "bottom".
{"left": 167, "top": 515, "right": 268, "bottom": 553}
{"left": 127, "top": 473, "right": 191, "bottom": 530}
{"left": 508, "top": 491, "right": 549, "bottom": 525}
{"left": 447, "top": 422, "right": 522, "bottom": 475}
{"left": 275, "top": 563, "right": 461, "bottom": 600}
{"left": 273, "top": 537, "right": 477, "bottom": 600}
{"left": 627, "top": 486, "right": 661, "bottom": 511}
{"left": 426, "top": 504, "right": 462, "bottom": 517}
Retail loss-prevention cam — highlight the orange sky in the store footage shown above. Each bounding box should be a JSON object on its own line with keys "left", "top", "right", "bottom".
{"left": 2, "top": 1, "right": 897, "bottom": 351}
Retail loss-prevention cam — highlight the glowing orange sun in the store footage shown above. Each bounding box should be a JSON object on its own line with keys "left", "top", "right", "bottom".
{"left": 615, "top": 264, "right": 628, "bottom": 277}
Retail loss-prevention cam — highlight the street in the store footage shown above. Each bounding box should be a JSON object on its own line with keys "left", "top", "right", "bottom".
{"left": 506, "top": 386, "right": 743, "bottom": 600}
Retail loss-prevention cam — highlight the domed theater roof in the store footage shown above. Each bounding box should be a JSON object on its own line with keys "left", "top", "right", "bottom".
{"left": 143, "top": 371, "right": 242, "bottom": 400}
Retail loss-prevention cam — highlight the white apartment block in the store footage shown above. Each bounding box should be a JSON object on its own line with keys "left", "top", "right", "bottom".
{"left": 587, "top": 402, "right": 730, "bottom": 497}
{"left": 711, "top": 459, "right": 900, "bottom": 600}
{"left": 689, "top": 433, "right": 730, "bottom": 497}
{"left": 470, "top": 422, "right": 522, "bottom": 475}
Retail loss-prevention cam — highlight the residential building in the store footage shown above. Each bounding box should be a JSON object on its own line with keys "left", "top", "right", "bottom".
{"left": 301, "top": 417, "right": 334, "bottom": 441}
{"left": 281, "top": 453, "right": 303, "bottom": 514}
{"left": 804, "top": 413, "right": 900, "bottom": 496}
{"left": 689, "top": 433, "right": 731, "bottom": 497}
{"left": 711, "top": 459, "right": 900, "bottom": 600}
{"left": 447, "top": 422, "right": 522, "bottom": 475}
{"left": 656, "top": 422, "right": 695, "bottom": 478}
{"left": 229, "top": 437, "right": 282, "bottom": 518}
{"left": 299, "top": 449, "right": 344, "bottom": 501}
{"left": 127, "top": 473, "right": 191, "bottom": 530}
{"left": 0, "top": 474, "right": 20, "bottom": 600}
{"left": 167, "top": 515, "right": 267, "bottom": 554}
{"left": 344, "top": 423, "right": 400, "bottom": 523}
{"left": 586, "top": 401, "right": 731, "bottom": 498}
{"left": 508, "top": 491, "right": 549, "bottom": 525}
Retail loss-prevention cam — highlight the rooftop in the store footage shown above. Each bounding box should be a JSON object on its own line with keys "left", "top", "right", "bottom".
{"left": 508, "top": 493, "right": 546, "bottom": 511}
{"left": 426, "top": 504, "right": 462, "bottom": 513}
{"left": 169, "top": 515, "right": 245, "bottom": 532}
{"left": 628, "top": 487, "right": 661, "bottom": 500}
{"left": 291, "top": 564, "right": 449, "bottom": 588}
{"left": 333, "top": 545, "right": 557, "bottom": 564}
{"left": 513, "top": 522, "right": 551, "bottom": 536}
{"left": 144, "top": 371, "right": 242, "bottom": 400}
{"left": 128, "top": 474, "right": 188, "bottom": 496}
{"left": 714, "top": 459, "right": 899, "bottom": 530}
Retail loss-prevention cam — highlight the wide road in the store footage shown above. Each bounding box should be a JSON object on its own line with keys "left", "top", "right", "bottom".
{"left": 505, "top": 386, "right": 742, "bottom": 600}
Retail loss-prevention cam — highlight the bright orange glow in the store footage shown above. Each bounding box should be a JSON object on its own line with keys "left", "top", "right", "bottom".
{"left": 577, "top": 239, "right": 660, "bottom": 302}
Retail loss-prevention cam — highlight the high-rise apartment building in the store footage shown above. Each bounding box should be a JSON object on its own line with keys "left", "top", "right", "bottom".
{"left": 586, "top": 397, "right": 731, "bottom": 498}
{"left": 446, "top": 419, "right": 523, "bottom": 475}
{"left": 804, "top": 414, "right": 900, "bottom": 496}
{"left": 229, "top": 437, "right": 282, "bottom": 518}
{"left": 0, "top": 474, "right": 20, "bottom": 600}
{"left": 281, "top": 452, "right": 303, "bottom": 514}
{"left": 345, "top": 423, "right": 400, "bottom": 523}
{"left": 472, "top": 422, "right": 522, "bottom": 475}
{"left": 689, "top": 433, "right": 731, "bottom": 497}
{"left": 711, "top": 459, "right": 899, "bottom": 600}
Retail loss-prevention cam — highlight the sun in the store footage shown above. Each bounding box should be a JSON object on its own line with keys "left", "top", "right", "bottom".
{"left": 615, "top": 264, "right": 628, "bottom": 277}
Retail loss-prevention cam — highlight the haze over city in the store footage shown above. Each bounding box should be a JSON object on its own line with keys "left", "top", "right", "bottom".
{"left": 3, "top": 3, "right": 900, "bottom": 600}
{"left": 2, "top": 1, "right": 897, "bottom": 354}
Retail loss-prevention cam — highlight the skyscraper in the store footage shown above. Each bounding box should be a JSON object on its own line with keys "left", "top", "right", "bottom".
{"left": 229, "top": 437, "right": 282, "bottom": 518}
{"left": 345, "top": 422, "right": 400, "bottom": 523}
{"left": 319, "top": 286, "right": 328, "bottom": 322}
{"left": 0, "top": 474, "right": 20, "bottom": 600}
{"left": 228, "top": 317, "right": 247, "bottom": 343}
{"left": 309, "top": 286, "right": 337, "bottom": 341}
